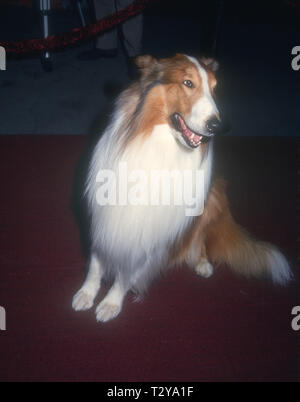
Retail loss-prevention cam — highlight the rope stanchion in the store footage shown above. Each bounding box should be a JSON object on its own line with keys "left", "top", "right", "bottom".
{"left": 0, "top": 0, "right": 150, "bottom": 55}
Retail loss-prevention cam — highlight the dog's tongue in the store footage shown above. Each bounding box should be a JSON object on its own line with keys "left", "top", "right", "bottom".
{"left": 177, "top": 115, "right": 202, "bottom": 144}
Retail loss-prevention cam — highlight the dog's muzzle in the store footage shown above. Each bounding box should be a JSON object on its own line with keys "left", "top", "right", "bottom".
{"left": 206, "top": 116, "right": 224, "bottom": 135}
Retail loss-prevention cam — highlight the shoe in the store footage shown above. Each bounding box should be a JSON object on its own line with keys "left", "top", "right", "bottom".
{"left": 78, "top": 48, "right": 118, "bottom": 61}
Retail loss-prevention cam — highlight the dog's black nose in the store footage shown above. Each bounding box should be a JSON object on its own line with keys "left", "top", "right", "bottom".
{"left": 206, "top": 116, "right": 223, "bottom": 135}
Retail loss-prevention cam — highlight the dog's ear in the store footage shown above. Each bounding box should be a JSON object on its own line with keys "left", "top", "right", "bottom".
{"left": 200, "top": 57, "right": 219, "bottom": 72}
{"left": 134, "top": 55, "right": 158, "bottom": 78}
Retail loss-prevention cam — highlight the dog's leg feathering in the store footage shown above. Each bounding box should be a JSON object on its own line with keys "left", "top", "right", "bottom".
{"left": 72, "top": 253, "right": 103, "bottom": 311}
{"left": 95, "top": 275, "right": 128, "bottom": 322}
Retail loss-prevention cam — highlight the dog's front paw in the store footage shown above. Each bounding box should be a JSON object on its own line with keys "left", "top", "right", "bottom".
{"left": 195, "top": 259, "right": 214, "bottom": 278}
{"left": 95, "top": 302, "right": 121, "bottom": 322}
{"left": 72, "top": 289, "right": 95, "bottom": 311}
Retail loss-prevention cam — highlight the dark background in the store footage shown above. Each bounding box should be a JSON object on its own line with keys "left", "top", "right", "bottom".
{"left": 0, "top": 0, "right": 299, "bottom": 136}
{"left": 0, "top": 0, "right": 299, "bottom": 383}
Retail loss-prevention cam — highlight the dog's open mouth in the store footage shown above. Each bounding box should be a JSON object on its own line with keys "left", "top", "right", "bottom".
{"left": 171, "top": 113, "right": 212, "bottom": 148}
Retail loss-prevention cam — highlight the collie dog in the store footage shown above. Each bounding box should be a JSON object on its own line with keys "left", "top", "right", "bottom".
{"left": 72, "top": 54, "right": 292, "bottom": 322}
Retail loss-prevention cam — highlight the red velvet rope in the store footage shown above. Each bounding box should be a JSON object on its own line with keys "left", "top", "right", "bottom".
{"left": 0, "top": 0, "right": 150, "bottom": 55}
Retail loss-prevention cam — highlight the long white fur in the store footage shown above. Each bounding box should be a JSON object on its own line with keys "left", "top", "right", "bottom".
{"left": 73, "top": 55, "right": 216, "bottom": 321}
{"left": 87, "top": 123, "right": 213, "bottom": 284}
{"left": 72, "top": 54, "right": 293, "bottom": 322}
{"left": 267, "top": 247, "right": 293, "bottom": 285}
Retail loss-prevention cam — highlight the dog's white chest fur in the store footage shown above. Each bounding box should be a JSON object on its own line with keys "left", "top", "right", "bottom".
{"left": 87, "top": 124, "right": 212, "bottom": 268}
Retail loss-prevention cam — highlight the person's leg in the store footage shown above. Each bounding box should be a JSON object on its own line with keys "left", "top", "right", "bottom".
{"left": 118, "top": 1, "right": 143, "bottom": 58}
{"left": 116, "top": 0, "right": 143, "bottom": 79}
{"left": 94, "top": 0, "right": 118, "bottom": 52}
{"left": 78, "top": 0, "right": 118, "bottom": 60}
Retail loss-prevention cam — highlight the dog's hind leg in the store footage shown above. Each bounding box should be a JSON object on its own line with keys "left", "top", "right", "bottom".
{"left": 185, "top": 236, "right": 214, "bottom": 279}
{"left": 72, "top": 253, "right": 103, "bottom": 311}
{"left": 194, "top": 242, "right": 214, "bottom": 278}
{"left": 95, "top": 274, "right": 129, "bottom": 322}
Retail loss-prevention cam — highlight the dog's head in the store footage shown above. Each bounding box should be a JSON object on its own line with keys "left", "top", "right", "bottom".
{"left": 135, "top": 53, "right": 224, "bottom": 149}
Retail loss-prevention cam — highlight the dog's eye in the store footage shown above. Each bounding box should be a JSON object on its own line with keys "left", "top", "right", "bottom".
{"left": 183, "top": 80, "right": 194, "bottom": 88}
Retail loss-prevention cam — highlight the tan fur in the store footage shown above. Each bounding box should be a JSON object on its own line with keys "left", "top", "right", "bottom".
{"left": 126, "top": 54, "right": 291, "bottom": 284}
{"left": 128, "top": 85, "right": 168, "bottom": 142}
{"left": 168, "top": 178, "right": 225, "bottom": 266}
{"left": 126, "top": 54, "right": 212, "bottom": 145}
{"left": 170, "top": 178, "right": 291, "bottom": 283}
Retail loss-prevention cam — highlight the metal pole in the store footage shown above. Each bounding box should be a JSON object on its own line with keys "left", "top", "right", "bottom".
{"left": 40, "top": 0, "right": 52, "bottom": 70}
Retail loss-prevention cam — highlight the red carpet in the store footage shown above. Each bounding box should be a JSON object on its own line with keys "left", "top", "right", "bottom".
{"left": 0, "top": 135, "right": 298, "bottom": 382}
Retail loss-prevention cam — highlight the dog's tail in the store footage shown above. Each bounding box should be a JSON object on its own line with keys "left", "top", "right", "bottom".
{"left": 205, "top": 180, "right": 292, "bottom": 285}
